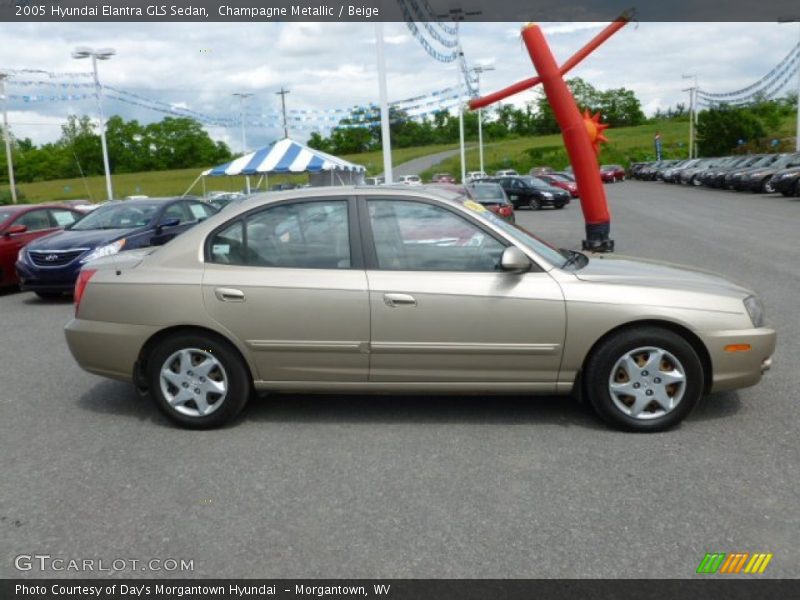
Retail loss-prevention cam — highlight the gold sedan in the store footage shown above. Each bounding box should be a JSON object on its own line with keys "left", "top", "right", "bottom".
{"left": 64, "top": 187, "right": 776, "bottom": 431}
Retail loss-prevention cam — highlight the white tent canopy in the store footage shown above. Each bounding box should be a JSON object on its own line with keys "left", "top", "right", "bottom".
{"left": 202, "top": 138, "right": 365, "bottom": 186}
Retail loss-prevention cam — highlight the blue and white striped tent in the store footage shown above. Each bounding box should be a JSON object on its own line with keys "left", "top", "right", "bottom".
{"left": 203, "top": 138, "right": 365, "bottom": 185}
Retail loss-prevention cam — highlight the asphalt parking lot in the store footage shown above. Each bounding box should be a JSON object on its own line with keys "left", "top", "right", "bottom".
{"left": 1, "top": 181, "right": 798, "bottom": 579}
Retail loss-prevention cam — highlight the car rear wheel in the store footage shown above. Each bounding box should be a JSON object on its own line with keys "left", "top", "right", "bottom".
{"left": 584, "top": 327, "right": 704, "bottom": 432}
{"left": 148, "top": 333, "right": 251, "bottom": 429}
{"left": 528, "top": 197, "right": 542, "bottom": 210}
{"left": 761, "top": 178, "right": 775, "bottom": 194}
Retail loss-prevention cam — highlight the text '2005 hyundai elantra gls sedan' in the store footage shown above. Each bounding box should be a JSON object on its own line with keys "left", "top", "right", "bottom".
{"left": 64, "top": 186, "right": 776, "bottom": 431}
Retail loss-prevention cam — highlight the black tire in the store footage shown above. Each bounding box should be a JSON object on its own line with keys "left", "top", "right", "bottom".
{"left": 583, "top": 327, "right": 704, "bottom": 432}
{"left": 795, "top": 181, "right": 800, "bottom": 197}
{"left": 148, "top": 332, "right": 251, "bottom": 429}
{"left": 761, "top": 178, "right": 775, "bottom": 194}
{"left": 35, "top": 291, "right": 63, "bottom": 300}
{"left": 528, "top": 197, "right": 542, "bottom": 210}
{"left": 555, "top": 203, "right": 565, "bottom": 209}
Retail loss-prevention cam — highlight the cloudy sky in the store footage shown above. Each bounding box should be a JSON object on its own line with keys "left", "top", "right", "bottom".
{"left": 0, "top": 21, "right": 798, "bottom": 150}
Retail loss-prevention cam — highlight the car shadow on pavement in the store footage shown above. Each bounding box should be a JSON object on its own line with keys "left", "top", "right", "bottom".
{"left": 244, "top": 393, "right": 607, "bottom": 430}
{"left": 686, "top": 391, "right": 742, "bottom": 423}
{"left": 77, "top": 379, "right": 170, "bottom": 425}
{"left": 21, "top": 295, "right": 72, "bottom": 305}
{"left": 76, "top": 382, "right": 741, "bottom": 431}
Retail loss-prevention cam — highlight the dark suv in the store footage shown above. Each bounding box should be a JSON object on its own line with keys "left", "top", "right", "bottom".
{"left": 492, "top": 176, "right": 571, "bottom": 210}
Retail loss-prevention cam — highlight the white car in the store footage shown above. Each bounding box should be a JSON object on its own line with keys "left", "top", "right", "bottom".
{"left": 397, "top": 175, "right": 422, "bottom": 185}
{"left": 466, "top": 171, "right": 488, "bottom": 182}
{"left": 495, "top": 169, "right": 519, "bottom": 177}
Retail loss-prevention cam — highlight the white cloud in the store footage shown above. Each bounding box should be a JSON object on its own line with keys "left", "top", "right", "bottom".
{"left": 0, "top": 21, "right": 797, "bottom": 149}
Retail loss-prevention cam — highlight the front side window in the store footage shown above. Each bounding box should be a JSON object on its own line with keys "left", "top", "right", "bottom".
{"left": 367, "top": 199, "right": 505, "bottom": 272}
{"left": 209, "top": 200, "right": 351, "bottom": 269}
{"left": 14, "top": 210, "right": 52, "bottom": 232}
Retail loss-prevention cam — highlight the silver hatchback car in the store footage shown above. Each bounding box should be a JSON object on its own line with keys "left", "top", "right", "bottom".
{"left": 65, "top": 186, "right": 775, "bottom": 431}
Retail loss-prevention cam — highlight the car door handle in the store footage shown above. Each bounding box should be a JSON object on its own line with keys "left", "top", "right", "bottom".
{"left": 383, "top": 293, "right": 416, "bottom": 308}
{"left": 215, "top": 287, "right": 246, "bottom": 302}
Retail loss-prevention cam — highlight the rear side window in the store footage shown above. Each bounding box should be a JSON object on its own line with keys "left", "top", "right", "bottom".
{"left": 208, "top": 200, "right": 351, "bottom": 269}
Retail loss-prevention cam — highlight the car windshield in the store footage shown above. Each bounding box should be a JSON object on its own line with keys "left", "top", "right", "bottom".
{"left": 771, "top": 154, "right": 797, "bottom": 169}
{"left": 0, "top": 209, "right": 18, "bottom": 225}
{"left": 70, "top": 202, "right": 161, "bottom": 230}
{"left": 520, "top": 176, "right": 551, "bottom": 189}
{"left": 462, "top": 200, "right": 568, "bottom": 267}
{"left": 547, "top": 174, "right": 571, "bottom": 182}
{"left": 469, "top": 184, "right": 506, "bottom": 202}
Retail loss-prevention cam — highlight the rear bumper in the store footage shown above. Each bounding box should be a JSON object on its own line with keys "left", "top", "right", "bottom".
{"left": 64, "top": 318, "right": 159, "bottom": 383}
{"left": 704, "top": 327, "right": 777, "bottom": 393}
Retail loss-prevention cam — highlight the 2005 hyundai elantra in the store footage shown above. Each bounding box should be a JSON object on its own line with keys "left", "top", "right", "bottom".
{"left": 64, "top": 187, "right": 776, "bottom": 431}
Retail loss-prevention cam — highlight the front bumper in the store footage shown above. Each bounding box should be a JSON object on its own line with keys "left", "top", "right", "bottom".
{"left": 16, "top": 260, "right": 81, "bottom": 292}
{"left": 704, "top": 326, "right": 777, "bottom": 393}
{"left": 772, "top": 176, "right": 799, "bottom": 194}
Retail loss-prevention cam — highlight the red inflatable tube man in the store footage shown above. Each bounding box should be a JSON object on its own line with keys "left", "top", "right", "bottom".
{"left": 470, "top": 17, "right": 632, "bottom": 252}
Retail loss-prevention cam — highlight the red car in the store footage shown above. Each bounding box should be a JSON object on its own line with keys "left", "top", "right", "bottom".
{"left": 536, "top": 173, "right": 580, "bottom": 198}
{"left": 0, "top": 204, "right": 83, "bottom": 287}
{"left": 600, "top": 164, "right": 626, "bottom": 183}
{"left": 431, "top": 172, "right": 457, "bottom": 184}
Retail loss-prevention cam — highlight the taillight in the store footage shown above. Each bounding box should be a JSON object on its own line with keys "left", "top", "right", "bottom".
{"left": 74, "top": 268, "right": 97, "bottom": 316}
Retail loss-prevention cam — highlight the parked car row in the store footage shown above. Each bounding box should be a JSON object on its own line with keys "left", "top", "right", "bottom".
{"left": 630, "top": 153, "right": 800, "bottom": 196}
{"left": 2, "top": 197, "right": 218, "bottom": 298}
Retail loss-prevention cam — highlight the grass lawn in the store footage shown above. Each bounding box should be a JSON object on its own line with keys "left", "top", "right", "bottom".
{"left": 9, "top": 143, "right": 459, "bottom": 203}
{"left": 5, "top": 115, "right": 796, "bottom": 203}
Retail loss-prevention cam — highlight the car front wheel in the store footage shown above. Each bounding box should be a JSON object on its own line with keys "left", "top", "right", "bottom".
{"left": 584, "top": 327, "right": 704, "bottom": 432}
{"left": 761, "top": 178, "right": 776, "bottom": 194}
{"left": 528, "top": 197, "right": 541, "bottom": 210}
{"left": 148, "top": 332, "right": 251, "bottom": 429}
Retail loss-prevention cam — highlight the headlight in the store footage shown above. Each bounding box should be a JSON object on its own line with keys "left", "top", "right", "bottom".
{"left": 17, "top": 248, "right": 26, "bottom": 263}
{"left": 541, "top": 192, "right": 553, "bottom": 198}
{"left": 743, "top": 295, "right": 766, "bottom": 328}
{"left": 80, "top": 239, "right": 126, "bottom": 264}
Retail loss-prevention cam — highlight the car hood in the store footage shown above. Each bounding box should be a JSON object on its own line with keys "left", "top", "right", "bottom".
{"left": 27, "top": 228, "right": 140, "bottom": 251}
{"left": 574, "top": 254, "right": 752, "bottom": 298}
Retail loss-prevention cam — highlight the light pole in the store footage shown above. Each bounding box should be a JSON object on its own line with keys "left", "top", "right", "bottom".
{"left": 779, "top": 19, "right": 800, "bottom": 152}
{"left": 682, "top": 73, "right": 698, "bottom": 158}
{"left": 0, "top": 72, "right": 17, "bottom": 204}
{"left": 72, "top": 46, "right": 115, "bottom": 200}
{"left": 375, "top": 21, "right": 393, "bottom": 184}
{"left": 471, "top": 65, "right": 494, "bottom": 174}
{"left": 232, "top": 92, "right": 253, "bottom": 153}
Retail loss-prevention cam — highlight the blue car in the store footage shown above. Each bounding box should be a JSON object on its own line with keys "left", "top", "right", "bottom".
{"left": 16, "top": 197, "right": 217, "bottom": 298}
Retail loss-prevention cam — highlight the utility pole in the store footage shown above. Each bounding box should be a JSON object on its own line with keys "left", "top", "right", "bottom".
{"left": 0, "top": 72, "right": 17, "bottom": 204}
{"left": 779, "top": 19, "right": 800, "bottom": 152}
{"left": 471, "top": 65, "right": 494, "bottom": 174}
{"left": 232, "top": 92, "right": 253, "bottom": 153}
{"left": 276, "top": 87, "right": 290, "bottom": 139}
{"left": 682, "top": 74, "right": 698, "bottom": 158}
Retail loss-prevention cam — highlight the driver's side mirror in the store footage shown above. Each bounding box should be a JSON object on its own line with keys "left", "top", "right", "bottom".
{"left": 500, "top": 246, "right": 531, "bottom": 273}
{"left": 4, "top": 224, "right": 27, "bottom": 237}
{"left": 156, "top": 217, "right": 180, "bottom": 233}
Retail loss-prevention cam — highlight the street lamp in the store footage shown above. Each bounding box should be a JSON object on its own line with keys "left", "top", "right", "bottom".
{"left": 232, "top": 92, "right": 253, "bottom": 154}
{"left": 0, "top": 72, "right": 17, "bottom": 204}
{"left": 471, "top": 65, "right": 495, "bottom": 174}
{"left": 778, "top": 19, "right": 800, "bottom": 152}
{"left": 682, "top": 73, "right": 698, "bottom": 158}
{"left": 72, "top": 46, "right": 115, "bottom": 200}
